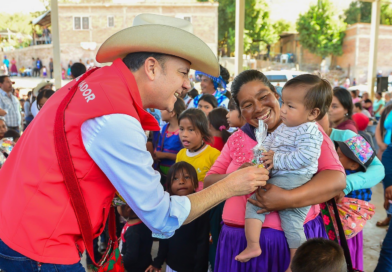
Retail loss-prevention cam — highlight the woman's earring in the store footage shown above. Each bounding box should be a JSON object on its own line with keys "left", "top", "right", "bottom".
{"left": 345, "top": 113, "right": 348, "bottom": 116}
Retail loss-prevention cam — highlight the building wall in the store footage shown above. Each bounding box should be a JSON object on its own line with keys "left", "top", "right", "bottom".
{"left": 336, "top": 23, "right": 392, "bottom": 84}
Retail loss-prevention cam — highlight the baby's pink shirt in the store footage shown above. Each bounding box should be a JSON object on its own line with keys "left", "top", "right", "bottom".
{"left": 206, "top": 123, "right": 344, "bottom": 230}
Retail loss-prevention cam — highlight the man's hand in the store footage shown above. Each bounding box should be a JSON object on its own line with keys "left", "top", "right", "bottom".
{"left": 238, "top": 162, "right": 253, "bottom": 170}
{"left": 335, "top": 190, "right": 346, "bottom": 203}
{"left": 248, "top": 184, "right": 291, "bottom": 214}
{"left": 145, "top": 265, "right": 161, "bottom": 272}
{"left": 226, "top": 166, "right": 269, "bottom": 197}
{"left": 262, "top": 150, "right": 275, "bottom": 170}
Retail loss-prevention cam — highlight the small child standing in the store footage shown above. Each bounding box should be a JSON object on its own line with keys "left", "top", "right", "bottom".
{"left": 207, "top": 107, "right": 231, "bottom": 151}
{"left": 226, "top": 98, "right": 246, "bottom": 130}
{"left": 146, "top": 162, "right": 210, "bottom": 272}
{"left": 176, "top": 108, "right": 220, "bottom": 191}
{"left": 236, "top": 74, "right": 332, "bottom": 272}
{"left": 155, "top": 98, "right": 186, "bottom": 175}
{"left": 117, "top": 204, "right": 153, "bottom": 272}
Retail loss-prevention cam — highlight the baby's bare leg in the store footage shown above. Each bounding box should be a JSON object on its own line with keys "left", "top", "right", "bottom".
{"left": 235, "top": 218, "right": 263, "bottom": 262}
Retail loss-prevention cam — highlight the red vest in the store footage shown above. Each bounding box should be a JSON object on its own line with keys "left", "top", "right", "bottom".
{"left": 0, "top": 59, "right": 159, "bottom": 264}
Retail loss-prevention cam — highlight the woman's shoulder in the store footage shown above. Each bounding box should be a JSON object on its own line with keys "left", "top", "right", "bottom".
{"left": 330, "top": 128, "right": 357, "bottom": 142}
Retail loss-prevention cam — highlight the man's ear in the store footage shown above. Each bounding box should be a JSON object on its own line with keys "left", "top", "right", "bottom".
{"left": 144, "top": 57, "right": 159, "bottom": 81}
{"left": 308, "top": 108, "right": 320, "bottom": 122}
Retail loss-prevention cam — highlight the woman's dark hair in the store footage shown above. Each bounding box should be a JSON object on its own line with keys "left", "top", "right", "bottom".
{"left": 364, "top": 98, "right": 373, "bottom": 104}
{"left": 3, "top": 129, "right": 20, "bottom": 141}
{"left": 27, "top": 91, "right": 32, "bottom": 98}
{"left": 220, "top": 65, "right": 230, "bottom": 84}
{"left": 376, "top": 92, "right": 382, "bottom": 98}
{"left": 178, "top": 108, "right": 212, "bottom": 143}
{"left": 166, "top": 161, "right": 198, "bottom": 195}
{"left": 173, "top": 97, "right": 186, "bottom": 119}
{"left": 37, "top": 89, "right": 55, "bottom": 110}
{"left": 291, "top": 238, "right": 346, "bottom": 272}
{"left": 223, "top": 91, "right": 232, "bottom": 100}
{"left": 284, "top": 74, "right": 332, "bottom": 120}
{"left": 380, "top": 104, "right": 392, "bottom": 140}
{"left": 188, "top": 88, "right": 199, "bottom": 99}
{"left": 199, "top": 94, "right": 218, "bottom": 108}
{"left": 333, "top": 87, "right": 353, "bottom": 119}
{"left": 208, "top": 108, "right": 231, "bottom": 144}
{"left": 350, "top": 90, "right": 358, "bottom": 98}
{"left": 231, "top": 70, "right": 276, "bottom": 108}
{"left": 354, "top": 102, "right": 363, "bottom": 110}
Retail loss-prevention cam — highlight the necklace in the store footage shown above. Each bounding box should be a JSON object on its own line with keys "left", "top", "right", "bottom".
{"left": 190, "top": 141, "right": 205, "bottom": 153}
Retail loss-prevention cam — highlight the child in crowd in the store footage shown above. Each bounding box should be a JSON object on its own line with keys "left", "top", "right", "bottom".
{"left": 226, "top": 98, "right": 246, "bottom": 129}
{"left": 176, "top": 108, "right": 220, "bottom": 192}
{"left": 155, "top": 98, "right": 186, "bottom": 176}
{"left": 236, "top": 75, "right": 331, "bottom": 272}
{"left": 208, "top": 107, "right": 230, "bottom": 151}
{"left": 198, "top": 94, "right": 218, "bottom": 116}
{"left": 36, "top": 89, "right": 55, "bottom": 110}
{"left": 291, "top": 238, "right": 346, "bottom": 272}
{"left": 42, "top": 66, "right": 47, "bottom": 78}
{"left": 0, "top": 119, "right": 7, "bottom": 140}
{"left": 146, "top": 162, "right": 209, "bottom": 272}
{"left": 3, "top": 130, "right": 20, "bottom": 143}
{"left": 117, "top": 204, "right": 153, "bottom": 272}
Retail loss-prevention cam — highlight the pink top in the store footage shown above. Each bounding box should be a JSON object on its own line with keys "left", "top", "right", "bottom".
{"left": 206, "top": 123, "right": 344, "bottom": 230}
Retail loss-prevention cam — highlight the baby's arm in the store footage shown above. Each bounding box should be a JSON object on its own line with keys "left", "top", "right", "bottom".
{"left": 262, "top": 133, "right": 274, "bottom": 152}
{"left": 273, "top": 125, "right": 322, "bottom": 171}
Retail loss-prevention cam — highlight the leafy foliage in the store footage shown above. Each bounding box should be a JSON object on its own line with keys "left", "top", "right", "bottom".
{"left": 216, "top": 0, "right": 279, "bottom": 56}
{"left": 273, "top": 20, "right": 294, "bottom": 35}
{"left": 344, "top": 1, "right": 392, "bottom": 25}
{"left": 296, "top": 0, "right": 346, "bottom": 57}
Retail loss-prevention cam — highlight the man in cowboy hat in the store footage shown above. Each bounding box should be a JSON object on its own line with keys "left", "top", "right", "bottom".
{"left": 0, "top": 14, "right": 268, "bottom": 271}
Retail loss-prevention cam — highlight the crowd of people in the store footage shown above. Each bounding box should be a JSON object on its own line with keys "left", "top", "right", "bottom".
{"left": 1, "top": 13, "right": 392, "bottom": 272}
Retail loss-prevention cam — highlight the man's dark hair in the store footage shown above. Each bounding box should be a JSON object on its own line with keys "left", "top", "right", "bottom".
{"left": 0, "top": 75, "right": 10, "bottom": 84}
{"left": 199, "top": 94, "right": 218, "bottom": 108}
{"left": 333, "top": 87, "right": 354, "bottom": 119}
{"left": 166, "top": 161, "right": 198, "bottom": 195}
{"left": 122, "top": 52, "right": 167, "bottom": 72}
{"left": 71, "top": 62, "right": 86, "bottom": 78}
{"left": 291, "top": 238, "right": 346, "bottom": 272}
{"left": 4, "top": 129, "right": 20, "bottom": 141}
{"left": 284, "top": 74, "right": 333, "bottom": 121}
{"left": 354, "top": 102, "right": 363, "bottom": 110}
{"left": 188, "top": 88, "right": 199, "bottom": 99}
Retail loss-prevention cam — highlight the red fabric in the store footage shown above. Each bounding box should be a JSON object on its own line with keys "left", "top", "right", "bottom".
{"left": 352, "top": 113, "right": 369, "bottom": 131}
{"left": 0, "top": 59, "right": 159, "bottom": 264}
{"left": 210, "top": 136, "right": 225, "bottom": 151}
{"left": 336, "top": 119, "right": 358, "bottom": 133}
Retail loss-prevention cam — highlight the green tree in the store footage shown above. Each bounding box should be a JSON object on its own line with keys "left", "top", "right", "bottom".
{"left": 273, "top": 19, "right": 294, "bottom": 35}
{"left": 296, "top": 0, "right": 346, "bottom": 58}
{"left": 344, "top": 1, "right": 392, "bottom": 25}
{"left": 216, "top": 0, "right": 278, "bottom": 56}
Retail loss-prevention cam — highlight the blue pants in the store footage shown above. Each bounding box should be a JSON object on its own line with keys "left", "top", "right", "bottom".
{"left": 375, "top": 218, "right": 392, "bottom": 271}
{"left": 0, "top": 239, "right": 85, "bottom": 272}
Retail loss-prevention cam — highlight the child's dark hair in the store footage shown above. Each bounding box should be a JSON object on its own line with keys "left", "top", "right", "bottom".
{"left": 199, "top": 94, "right": 218, "bottom": 108}
{"left": 350, "top": 89, "right": 358, "bottom": 98}
{"left": 228, "top": 98, "right": 240, "bottom": 114}
{"left": 354, "top": 102, "right": 362, "bottom": 110}
{"left": 283, "top": 74, "right": 332, "bottom": 121}
{"left": 3, "top": 129, "right": 20, "bottom": 141}
{"left": 188, "top": 88, "right": 199, "bottom": 99}
{"left": 223, "top": 91, "right": 232, "bottom": 100}
{"left": 291, "top": 238, "right": 346, "bottom": 272}
{"left": 178, "top": 108, "right": 213, "bottom": 143}
{"left": 173, "top": 97, "right": 186, "bottom": 119}
{"left": 333, "top": 87, "right": 353, "bottom": 119}
{"left": 166, "top": 162, "right": 198, "bottom": 195}
{"left": 208, "top": 108, "right": 231, "bottom": 144}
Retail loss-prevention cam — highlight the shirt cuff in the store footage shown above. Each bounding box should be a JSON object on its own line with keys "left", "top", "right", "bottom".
{"left": 152, "top": 195, "right": 191, "bottom": 239}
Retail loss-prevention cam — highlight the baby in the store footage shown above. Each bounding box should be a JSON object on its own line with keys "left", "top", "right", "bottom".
{"left": 235, "top": 74, "right": 333, "bottom": 272}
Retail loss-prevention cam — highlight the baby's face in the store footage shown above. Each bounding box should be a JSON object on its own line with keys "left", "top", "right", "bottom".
{"left": 336, "top": 147, "right": 360, "bottom": 171}
{"left": 280, "top": 86, "right": 313, "bottom": 127}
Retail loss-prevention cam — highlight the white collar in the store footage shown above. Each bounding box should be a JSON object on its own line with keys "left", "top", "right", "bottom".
{"left": 186, "top": 144, "right": 208, "bottom": 157}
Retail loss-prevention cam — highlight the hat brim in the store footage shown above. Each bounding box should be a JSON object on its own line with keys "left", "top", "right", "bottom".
{"left": 96, "top": 24, "right": 219, "bottom": 77}
{"left": 335, "top": 141, "right": 367, "bottom": 172}
{"left": 33, "top": 81, "right": 52, "bottom": 97}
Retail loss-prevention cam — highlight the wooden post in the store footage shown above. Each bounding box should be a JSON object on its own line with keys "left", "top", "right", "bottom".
{"left": 366, "top": 0, "right": 380, "bottom": 100}
{"left": 234, "top": 0, "right": 245, "bottom": 76}
{"left": 51, "top": 0, "right": 62, "bottom": 90}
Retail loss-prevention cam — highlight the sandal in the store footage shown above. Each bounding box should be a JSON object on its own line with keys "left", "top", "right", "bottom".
{"left": 377, "top": 216, "right": 391, "bottom": 227}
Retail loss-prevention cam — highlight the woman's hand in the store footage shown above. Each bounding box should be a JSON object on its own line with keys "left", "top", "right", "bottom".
{"left": 145, "top": 265, "right": 161, "bottom": 272}
{"left": 226, "top": 166, "right": 269, "bottom": 196}
{"left": 248, "top": 184, "right": 291, "bottom": 213}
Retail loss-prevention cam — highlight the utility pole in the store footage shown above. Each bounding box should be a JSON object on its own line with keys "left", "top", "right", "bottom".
{"left": 234, "top": 0, "right": 245, "bottom": 76}
{"left": 363, "top": 0, "right": 381, "bottom": 100}
{"left": 51, "top": 0, "right": 62, "bottom": 90}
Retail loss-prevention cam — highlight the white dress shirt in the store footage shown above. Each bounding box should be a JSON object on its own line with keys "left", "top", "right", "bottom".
{"left": 81, "top": 114, "right": 191, "bottom": 238}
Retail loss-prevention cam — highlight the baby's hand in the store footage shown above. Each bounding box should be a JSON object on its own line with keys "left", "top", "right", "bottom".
{"left": 262, "top": 150, "right": 274, "bottom": 170}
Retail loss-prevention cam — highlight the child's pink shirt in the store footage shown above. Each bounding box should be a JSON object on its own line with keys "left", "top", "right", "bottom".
{"left": 206, "top": 123, "right": 344, "bottom": 230}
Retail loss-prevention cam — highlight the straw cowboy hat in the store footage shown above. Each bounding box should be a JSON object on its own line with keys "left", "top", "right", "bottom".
{"left": 33, "top": 81, "right": 52, "bottom": 97}
{"left": 96, "top": 13, "right": 219, "bottom": 77}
